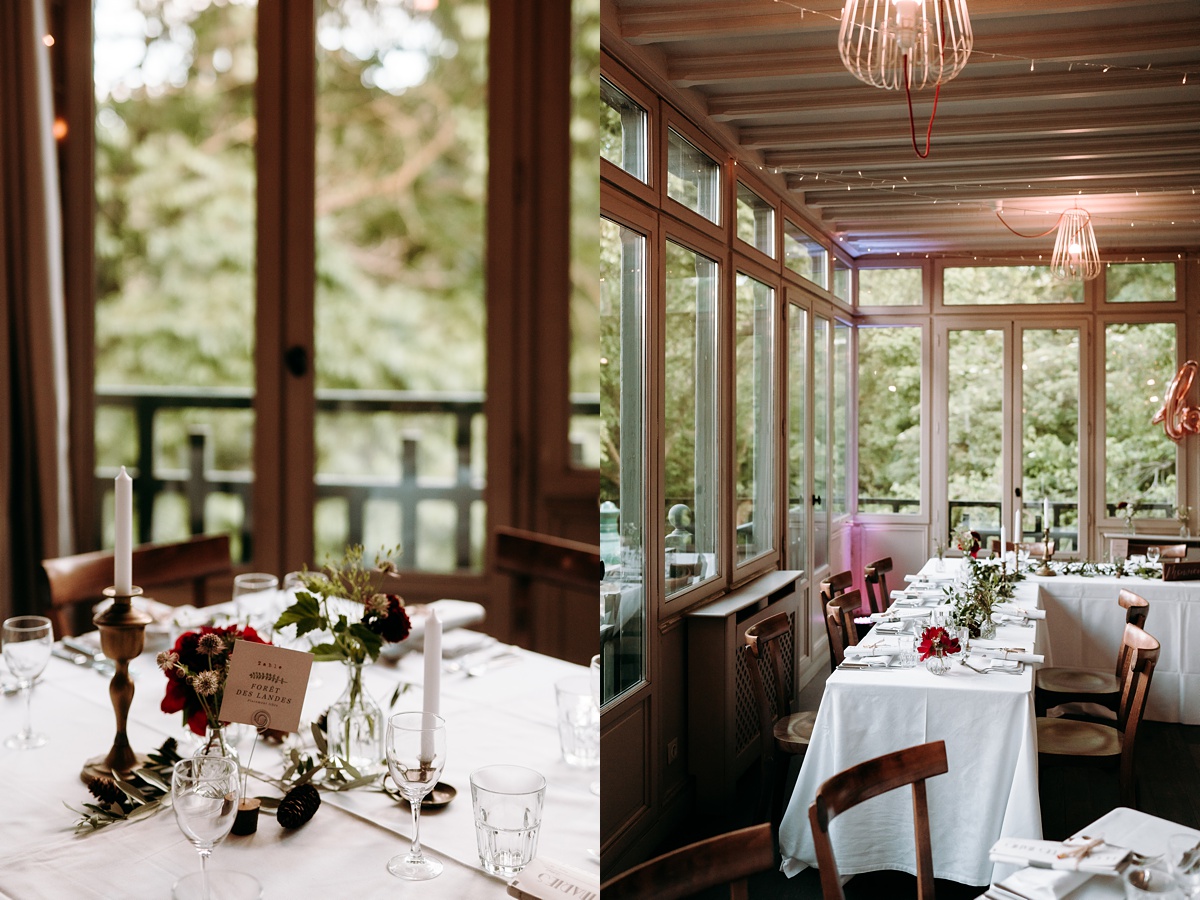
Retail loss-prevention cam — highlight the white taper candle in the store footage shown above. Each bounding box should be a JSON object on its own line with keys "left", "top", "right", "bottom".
{"left": 114, "top": 467, "right": 133, "bottom": 594}
{"left": 421, "top": 610, "right": 442, "bottom": 760}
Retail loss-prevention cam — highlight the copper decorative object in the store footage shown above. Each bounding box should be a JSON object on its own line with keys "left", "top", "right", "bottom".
{"left": 81, "top": 586, "right": 153, "bottom": 782}
{"left": 1152, "top": 360, "right": 1200, "bottom": 442}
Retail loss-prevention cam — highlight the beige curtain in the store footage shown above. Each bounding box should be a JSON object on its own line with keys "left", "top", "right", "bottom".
{"left": 0, "top": 0, "right": 74, "bottom": 621}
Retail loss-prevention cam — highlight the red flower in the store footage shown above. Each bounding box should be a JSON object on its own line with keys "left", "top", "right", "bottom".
{"left": 160, "top": 624, "right": 271, "bottom": 736}
{"left": 367, "top": 594, "right": 411, "bottom": 644}
{"left": 918, "top": 626, "right": 961, "bottom": 660}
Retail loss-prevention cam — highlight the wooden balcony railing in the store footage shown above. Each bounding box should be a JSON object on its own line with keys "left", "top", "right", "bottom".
{"left": 94, "top": 386, "right": 600, "bottom": 568}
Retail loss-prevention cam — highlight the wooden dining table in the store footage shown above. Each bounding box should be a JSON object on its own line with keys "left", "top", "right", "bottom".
{"left": 0, "top": 611, "right": 599, "bottom": 899}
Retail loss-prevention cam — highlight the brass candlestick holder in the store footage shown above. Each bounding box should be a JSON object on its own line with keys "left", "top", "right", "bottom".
{"left": 1035, "top": 528, "right": 1057, "bottom": 577}
{"left": 81, "top": 586, "right": 153, "bottom": 782}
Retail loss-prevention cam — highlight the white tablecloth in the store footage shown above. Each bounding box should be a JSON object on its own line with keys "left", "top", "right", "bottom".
{"left": 0, "top": 633, "right": 598, "bottom": 899}
{"left": 1028, "top": 571, "right": 1200, "bottom": 724}
{"left": 779, "top": 571, "right": 1044, "bottom": 886}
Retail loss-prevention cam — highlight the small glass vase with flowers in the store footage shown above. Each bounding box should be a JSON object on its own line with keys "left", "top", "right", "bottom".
{"left": 274, "top": 545, "right": 411, "bottom": 775}
{"left": 918, "top": 626, "right": 960, "bottom": 676}
{"left": 158, "top": 624, "right": 271, "bottom": 760}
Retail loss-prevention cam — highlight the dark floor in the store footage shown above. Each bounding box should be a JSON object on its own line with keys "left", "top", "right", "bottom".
{"left": 654, "top": 671, "right": 1200, "bottom": 899}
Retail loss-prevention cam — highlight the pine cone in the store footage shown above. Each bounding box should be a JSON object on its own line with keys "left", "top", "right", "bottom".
{"left": 87, "top": 776, "right": 126, "bottom": 807}
{"left": 277, "top": 783, "right": 321, "bottom": 829}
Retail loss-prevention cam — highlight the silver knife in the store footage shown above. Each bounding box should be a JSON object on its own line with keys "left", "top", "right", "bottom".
{"left": 63, "top": 636, "right": 107, "bottom": 664}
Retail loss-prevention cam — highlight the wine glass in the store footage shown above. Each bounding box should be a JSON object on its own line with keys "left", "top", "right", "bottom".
{"left": 589, "top": 655, "right": 601, "bottom": 795}
{"left": 385, "top": 711, "right": 446, "bottom": 880}
{"left": 1168, "top": 833, "right": 1200, "bottom": 898}
{"left": 3, "top": 616, "right": 53, "bottom": 749}
{"left": 170, "top": 756, "right": 260, "bottom": 900}
{"left": 232, "top": 572, "right": 278, "bottom": 632}
{"left": 1147, "top": 546, "right": 1162, "bottom": 566}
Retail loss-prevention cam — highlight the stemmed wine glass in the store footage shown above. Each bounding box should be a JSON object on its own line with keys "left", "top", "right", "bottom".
{"left": 3, "top": 616, "right": 53, "bottom": 749}
{"left": 386, "top": 711, "right": 446, "bottom": 880}
{"left": 170, "top": 756, "right": 260, "bottom": 900}
{"left": 589, "top": 654, "right": 601, "bottom": 795}
{"left": 1147, "top": 545, "right": 1162, "bottom": 566}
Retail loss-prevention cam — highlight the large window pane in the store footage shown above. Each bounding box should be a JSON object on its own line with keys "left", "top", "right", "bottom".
{"left": 783, "top": 221, "right": 827, "bottom": 288}
{"left": 600, "top": 76, "right": 646, "bottom": 182}
{"left": 735, "top": 274, "right": 775, "bottom": 562}
{"left": 599, "top": 218, "right": 645, "bottom": 705}
{"left": 95, "top": 0, "right": 257, "bottom": 559}
{"left": 1022, "top": 329, "right": 1080, "bottom": 551}
{"left": 1106, "top": 262, "right": 1176, "bottom": 303}
{"left": 832, "top": 258, "right": 851, "bottom": 302}
{"left": 812, "top": 317, "right": 829, "bottom": 570}
{"left": 943, "top": 266, "right": 1083, "bottom": 305}
{"left": 858, "top": 327, "right": 921, "bottom": 514}
{"left": 665, "top": 242, "right": 718, "bottom": 592}
{"left": 667, "top": 129, "right": 720, "bottom": 224}
{"left": 313, "top": 0, "right": 488, "bottom": 571}
{"left": 569, "top": 0, "right": 601, "bottom": 469}
{"left": 788, "top": 306, "right": 808, "bottom": 572}
{"left": 736, "top": 183, "right": 775, "bottom": 258}
{"left": 1105, "top": 323, "right": 1177, "bottom": 519}
{"left": 859, "top": 267, "right": 922, "bottom": 307}
{"left": 832, "top": 321, "right": 850, "bottom": 517}
{"left": 948, "top": 330, "right": 1003, "bottom": 541}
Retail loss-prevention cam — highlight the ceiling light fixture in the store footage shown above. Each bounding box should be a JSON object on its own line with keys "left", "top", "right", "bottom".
{"left": 838, "top": 0, "right": 973, "bottom": 158}
{"left": 1050, "top": 209, "right": 1102, "bottom": 282}
{"left": 995, "top": 204, "right": 1103, "bottom": 283}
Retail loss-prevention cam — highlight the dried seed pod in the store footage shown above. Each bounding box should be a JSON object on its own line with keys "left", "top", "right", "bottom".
{"left": 277, "top": 783, "right": 321, "bottom": 829}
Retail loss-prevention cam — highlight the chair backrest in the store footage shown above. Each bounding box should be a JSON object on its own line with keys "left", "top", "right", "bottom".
{"left": 1113, "top": 589, "right": 1150, "bottom": 679}
{"left": 745, "top": 611, "right": 795, "bottom": 726}
{"left": 809, "top": 740, "right": 949, "bottom": 900}
{"left": 40, "top": 534, "right": 233, "bottom": 637}
{"left": 863, "top": 557, "right": 893, "bottom": 615}
{"left": 819, "top": 570, "right": 854, "bottom": 605}
{"left": 1025, "top": 540, "right": 1054, "bottom": 558}
{"left": 826, "top": 590, "right": 863, "bottom": 669}
{"left": 494, "top": 526, "right": 603, "bottom": 591}
{"left": 1114, "top": 624, "right": 1160, "bottom": 790}
{"left": 989, "top": 539, "right": 1019, "bottom": 555}
{"left": 600, "top": 823, "right": 775, "bottom": 900}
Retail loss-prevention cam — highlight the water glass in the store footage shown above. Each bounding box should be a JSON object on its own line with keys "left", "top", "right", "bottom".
{"left": 555, "top": 676, "right": 599, "bottom": 767}
{"left": 897, "top": 634, "right": 917, "bottom": 668}
{"left": 1147, "top": 546, "right": 1162, "bottom": 565}
{"left": 470, "top": 764, "right": 546, "bottom": 877}
{"left": 1168, "top": 833, "right": 1200, "bottom": 897}
{"left": 1124, "top": 866, "right": 1180, "bottom": 898}
{"left": 3, "top": 616, "right": 53, "bottom": 750}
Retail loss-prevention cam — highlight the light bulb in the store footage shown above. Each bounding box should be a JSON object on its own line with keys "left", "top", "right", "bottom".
{"left": 892, "top": 0, "right": 920, "bottom": 51}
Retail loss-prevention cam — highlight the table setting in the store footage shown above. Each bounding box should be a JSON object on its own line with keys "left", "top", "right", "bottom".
{"left": 0, "top": 471, "right": 599, "bottom": 899}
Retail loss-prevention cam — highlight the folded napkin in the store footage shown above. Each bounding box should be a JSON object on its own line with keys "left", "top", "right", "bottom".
{"left": 993, "top": 603, "right": 1047, "bottom": 620}
{"left": 990, "top": 868, "right": 1090, "bottom": 900}
{"left": 990, "top": 836, "right": 1130, "bottom": 874}
{"left": 972, "top": 647, "right": 1044, "bottom": 665}
{"left": 872, "top": 608, "right": 937, "bottom": 621}
{"left": 843, "top": 645, "right": 898, "bottom": 662}
{"left": 507, "top": 859, "right": 599, "bottom": 900}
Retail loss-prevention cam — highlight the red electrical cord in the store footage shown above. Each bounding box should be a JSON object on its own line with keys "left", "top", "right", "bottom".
{"left": 905, "top": 0, "right": 949, "bottom": 159}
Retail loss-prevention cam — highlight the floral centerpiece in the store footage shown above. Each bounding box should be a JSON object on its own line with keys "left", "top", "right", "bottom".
{"left": 158, "top": 624, "right": 270, "bottom": 757}
{"left": 274, "top": 545, "right": 411, "bottom": 773}
{"left": 917, "top": 626, "right": 960, "bottom": 675}
{"left": 1116, "top": 499, "right": 1140, "bottom": 532}
{"left": 952, "top": 523, "right": 982, "bottom": 558}
{"left": 946, "top": 556, "right": 1019, "bottom": 640}
{"left": 1178, "top": 505, "right": 1191, "bottom": 538}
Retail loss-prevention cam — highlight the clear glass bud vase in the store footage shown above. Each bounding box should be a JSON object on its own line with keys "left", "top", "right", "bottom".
{"left": 327, "top": 661, "right": 383, "bottom": 774}
{"left": 195, "top": 720, "right": 239, "bottom": 762}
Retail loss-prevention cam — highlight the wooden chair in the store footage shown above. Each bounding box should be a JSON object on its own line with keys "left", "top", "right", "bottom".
{"left": 821, "top": 570, "right": 855, "bottom": 666}
{"left": 1035, "top": 588, "right": 1149, "bottom": 717}
{"left": 40, "top": 534, "right": 232, "bottom": 637}
{"left": 862, "top": 557, "right": 893, "bottom": 616}
{"left": 809, "top": 740, "right": 949, "bottom": 900}
{"left": 826, "top": 590, "right": 863, "bottom": 669}
{"left": 744, "top": 612, "right": 817, "bottom": 826}
{"left": 1147, "top": 543, "right": 1187, "bottom": 561}
{"left": 1036, "top": 623, "right": 1160, "bottom": 807}
{"left": 600, "top": 822, "right": 775, "bottom": 900}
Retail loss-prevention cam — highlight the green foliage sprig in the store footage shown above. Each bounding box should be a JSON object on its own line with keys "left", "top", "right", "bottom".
{"left": 67, "top": 738, "right": 183, "bottom": 833}
{"left": 274, "top": 545, "right": 410, "bottom": 667}
{"left": 946, "top": 557, "right": 1022, "bottom": 637}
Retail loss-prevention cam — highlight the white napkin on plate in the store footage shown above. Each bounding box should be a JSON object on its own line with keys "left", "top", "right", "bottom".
{"left": 990, "top": 836, "right": 1129, "bottom": 874}
{"left": 973, "top": 647, "right": 1044, "bottom": 665}
{"left": 991, "top": 867, "right": 1090, "bottom": 900}
{"left": 843, "top": 645, "right": 897, "bottom": 662}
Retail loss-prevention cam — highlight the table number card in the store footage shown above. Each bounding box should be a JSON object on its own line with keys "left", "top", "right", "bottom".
{"left": 218, "top": 641, "right": 313, "bottom": 734}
